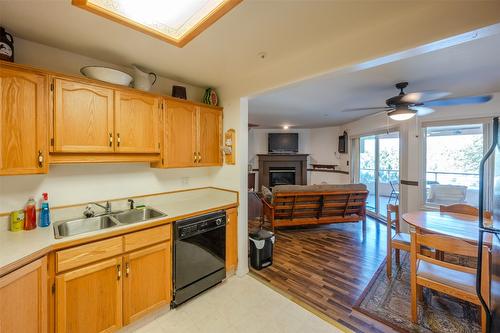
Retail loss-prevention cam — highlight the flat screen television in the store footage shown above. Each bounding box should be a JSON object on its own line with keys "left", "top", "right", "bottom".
{"left": 268, "top": 133, "right": 299, "bottom": 153}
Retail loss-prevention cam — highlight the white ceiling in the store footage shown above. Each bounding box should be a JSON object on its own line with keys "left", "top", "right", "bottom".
{"left": 1, "top": 0, "right": 500, "bottom": 95}
{"left": 249, "top": 31, "right": 500, "bottom": 128}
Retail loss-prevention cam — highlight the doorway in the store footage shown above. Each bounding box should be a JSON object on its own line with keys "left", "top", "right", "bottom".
{"left": 359, "top": 131, "right": 400, "bottom": 219}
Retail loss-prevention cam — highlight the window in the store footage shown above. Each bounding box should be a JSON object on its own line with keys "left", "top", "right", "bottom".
{"left": 424, "top": 124, "right": 484, "bottom": 207}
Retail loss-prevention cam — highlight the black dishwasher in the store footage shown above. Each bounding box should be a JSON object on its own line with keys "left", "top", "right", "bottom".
{"left": 172, "top": 211, "right": 226, "bottom": 307}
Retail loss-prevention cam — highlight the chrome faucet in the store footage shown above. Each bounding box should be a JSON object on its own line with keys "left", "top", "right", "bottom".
{"left": 84, "top": 201, "right": 112, "bottom": 217}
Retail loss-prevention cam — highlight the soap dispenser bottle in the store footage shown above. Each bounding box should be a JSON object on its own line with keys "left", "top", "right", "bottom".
{"left": 39, "top": 192, "right": 51, "bottom": 227}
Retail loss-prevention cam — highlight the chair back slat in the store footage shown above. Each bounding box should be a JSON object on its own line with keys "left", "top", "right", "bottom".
{"left": 387, "top": 204, "right": 400, "bottom": 231}
{"left": 439, "top": 204, "right": 492, "bottom": 219}
{"left": 416, "top": 233, "right": 477, "bottom": 257}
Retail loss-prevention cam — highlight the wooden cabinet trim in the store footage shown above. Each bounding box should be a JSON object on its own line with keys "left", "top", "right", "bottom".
{"left": 226, "top": 208, "right": 238, "bottom": 274}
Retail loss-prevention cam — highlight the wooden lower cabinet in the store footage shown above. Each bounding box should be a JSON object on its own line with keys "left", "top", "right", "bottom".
{"left": 226, "top": 208, "right": 238, "bottom": 274}
{"left": 56, "top": 257, "right": 122, "bottom": 333}
{"left": 123, "top": 243, "right": 171, "bottom": 324}
{"left": 55, "top": 234, "right": 172, "bottom": 332}
{"left": 0, "top": 256, "right": 48, "bottom": 333}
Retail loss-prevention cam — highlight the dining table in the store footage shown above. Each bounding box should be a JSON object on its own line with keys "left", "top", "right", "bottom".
{"left": 402, "top": 210, "right": 492, "bottom": 245}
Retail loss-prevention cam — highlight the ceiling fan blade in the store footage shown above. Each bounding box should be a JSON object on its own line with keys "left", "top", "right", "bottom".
{"left": 422, "top": 95, "right": 493, "bottom": 107}
{"left": 401, "top": 91, "right": 450, "bottom": 104}
{"left": 342, "top": 106, "right": 392, "bottom": 112}
{"left": 410, "top": 106, "right": 435, "bottom": 116}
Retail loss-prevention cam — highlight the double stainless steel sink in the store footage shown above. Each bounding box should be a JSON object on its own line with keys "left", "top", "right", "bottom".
{"left": 53, "top": 208, "right": 167, "bottom": 239}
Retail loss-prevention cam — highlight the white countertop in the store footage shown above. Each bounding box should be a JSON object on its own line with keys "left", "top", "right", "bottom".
{"left": 0, "top": 187, "right": 238, "bottom": 273}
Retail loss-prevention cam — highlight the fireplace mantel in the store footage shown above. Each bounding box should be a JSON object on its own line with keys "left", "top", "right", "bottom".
{"left": 257, "top": 154, "right": 308, "bottom": 189}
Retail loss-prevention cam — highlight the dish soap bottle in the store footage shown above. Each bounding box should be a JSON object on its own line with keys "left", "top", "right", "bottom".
{"left": 39, "top": 192, "right": 51, "bottom": 227}
{"left": 24, "top": 198, "right": 37, "bottom": 230}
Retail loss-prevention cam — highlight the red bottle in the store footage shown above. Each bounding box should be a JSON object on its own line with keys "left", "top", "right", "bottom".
{"left": 24, "top": 198, "right": 37, "bottom": 230}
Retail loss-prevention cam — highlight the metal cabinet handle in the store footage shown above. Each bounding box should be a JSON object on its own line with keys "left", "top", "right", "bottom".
{"left": 109, "top": 133, "right": 113, "bottom": 147}
{"left": 38, "top": 150, "right": 43, "bottom": 167}
{"left": 117, "top": 133, "right": 121, "bottom": 147}
{"left": 117, "top": 264, "right": 121, "bottom": 280}
{"left": 198, "top": 152, "right": 202, "bottom": 163}
{"left": 125, "top": 262, "right": 130, "bottom": 277}
{"left": 194, "top": 152, "right": 197, "bottom": 163}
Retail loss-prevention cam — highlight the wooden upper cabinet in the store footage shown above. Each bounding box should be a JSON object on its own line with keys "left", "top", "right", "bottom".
{"left": 0, "top": 256, "right": 47, "bottom": 333}
{"left": 164, "top": 100, "right": 197, "bottom": 168}
{"left": 53, "top": 78, "right": 114, "bottom": 153}
{"left": 115, "top": 91, "right": 160, "bottom": 153}
{"left": 197, "top": 106, "right": 222, "bottom": 166}
{"left": 56, "top": 257, "right": 122, "bottom": 333}
{"left": 123, "top": 243, "right": 171, "bottom": 324}
{"left": 0, "top": 66, "right": 48, "bottom": 175}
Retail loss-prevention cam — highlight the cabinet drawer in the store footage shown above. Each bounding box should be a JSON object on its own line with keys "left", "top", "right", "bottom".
{"left": 56, "top": 236, "right": 123, "bottom": 273}
{"left": 124, "top": 225, "right": 171, "bottom": 252}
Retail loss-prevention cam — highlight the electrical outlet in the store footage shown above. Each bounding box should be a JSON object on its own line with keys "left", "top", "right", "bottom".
{"left": 181, "top": 177, "right": 189, "bottom": 185}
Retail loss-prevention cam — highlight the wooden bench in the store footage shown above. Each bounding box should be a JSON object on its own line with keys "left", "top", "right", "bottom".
{"left": 261, "top": 184, "right": 368, "bottom": 230}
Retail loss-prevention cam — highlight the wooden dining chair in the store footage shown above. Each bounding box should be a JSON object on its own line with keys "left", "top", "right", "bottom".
{"left": 386, "top": 205, "right": 434, "bottom": 278}
{"left": 437, "top": 204, "right": 492, "bottom": 260}
{"left": 440, "top": 204, "right": 492, "bottom": 220}
{"left": 410, "top": 231, "right": 491, "bottom": 333}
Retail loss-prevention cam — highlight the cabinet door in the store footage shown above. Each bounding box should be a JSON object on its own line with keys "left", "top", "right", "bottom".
{"left": 0, "top": 256, "right": 47, "bottom": 333}
{"left": 197, "top": 106, "right": 222, "bottom": 166}
{"left": 226, "top": 208, "right": 238, "bottom": 274}
{"left": 123, "top": 242, "right": 171, "bottom": 324}
{"left": 115, "top": 91, "right": 160, "bottom": 153}
{"left": 53, "top": 79, "right": 114, "bottom": 153}
{"left": 164, "top": 100, "right": 197, "bottom": 167}
{"left": 0, "top": 67, "right": 48, "bottom": 175}
{"left": 56, "top": 257, "right": 122, "bottom": 333}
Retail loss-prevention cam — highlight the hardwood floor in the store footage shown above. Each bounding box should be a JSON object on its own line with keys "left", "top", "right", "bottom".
{"left": 250, "top": 217, "right": 391, "bottom": 333}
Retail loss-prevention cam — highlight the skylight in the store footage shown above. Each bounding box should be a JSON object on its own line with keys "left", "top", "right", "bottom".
{"left": 72, "top": 0, "right": 241, "bottom": 47}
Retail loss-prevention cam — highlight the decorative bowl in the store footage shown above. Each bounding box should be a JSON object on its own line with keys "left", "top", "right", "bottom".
{"left": 80, "top": 66, "right": 133, "bottom": 86}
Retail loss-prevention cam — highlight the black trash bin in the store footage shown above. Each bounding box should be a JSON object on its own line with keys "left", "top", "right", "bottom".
{"left": 249, "top": 229, "right": 275, "bottom": 270}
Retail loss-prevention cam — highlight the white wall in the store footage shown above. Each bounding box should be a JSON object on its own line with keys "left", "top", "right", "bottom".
{"left": 248, "top": 127, "right": 349, "bottom": 188}
{"left": 14, "top": 38, "right": 205, "bottom": 101}
{"left": 0, "top": 39, "right": 218, "bottom": 213}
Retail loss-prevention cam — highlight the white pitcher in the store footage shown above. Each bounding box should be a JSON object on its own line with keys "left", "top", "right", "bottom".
{"left": 132, "top": 65, "right": 157, "bottom": 91}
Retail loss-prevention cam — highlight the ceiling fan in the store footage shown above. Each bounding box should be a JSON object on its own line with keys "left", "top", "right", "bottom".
{"left": 342, "top": 82, "right": 493, "bottom": 121}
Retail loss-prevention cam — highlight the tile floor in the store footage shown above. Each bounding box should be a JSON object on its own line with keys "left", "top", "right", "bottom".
{"left": 119, "top": 274, "right": 344, "bottom": 333}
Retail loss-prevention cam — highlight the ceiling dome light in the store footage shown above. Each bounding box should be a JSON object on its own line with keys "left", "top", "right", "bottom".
{"left": 283, "top": 125, "right": 289, "bottom": 130}
{"left": 388, "top": 107, "right": 416, "bottom": 121}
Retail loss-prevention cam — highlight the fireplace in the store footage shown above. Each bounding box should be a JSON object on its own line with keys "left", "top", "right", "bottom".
{"left": 257, "top": 154, "right": 308, "bottom": 189}
{"left": 269, "top": 168, "right": 296, "bottom": 187}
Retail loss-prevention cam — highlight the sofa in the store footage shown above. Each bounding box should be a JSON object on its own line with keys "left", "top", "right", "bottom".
{"left": 261, "top": 184, "right": 368, "bottom": 230}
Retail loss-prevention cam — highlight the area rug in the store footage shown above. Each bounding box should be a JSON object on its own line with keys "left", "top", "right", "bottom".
{"left": 353, "top": 253, "right": 481, "bottom": 333}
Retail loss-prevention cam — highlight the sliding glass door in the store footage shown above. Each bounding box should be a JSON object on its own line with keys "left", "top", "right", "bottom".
{"left": 359, "top": 131, "right": 400, "bottom": 219}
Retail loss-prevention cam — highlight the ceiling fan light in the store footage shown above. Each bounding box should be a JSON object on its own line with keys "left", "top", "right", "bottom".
{"left": 388, "top": 108, "right": 416, "bottom": 121}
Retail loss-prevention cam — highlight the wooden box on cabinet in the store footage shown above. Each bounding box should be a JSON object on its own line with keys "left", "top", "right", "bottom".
{"left": 152, "top": 98, "right": 223, "bottom": 169}
{"left": 0, "top": 256, "right": 48, "bottom": 333}
{"left": 0, "top": 65, "right": 48, "bottom": 175}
